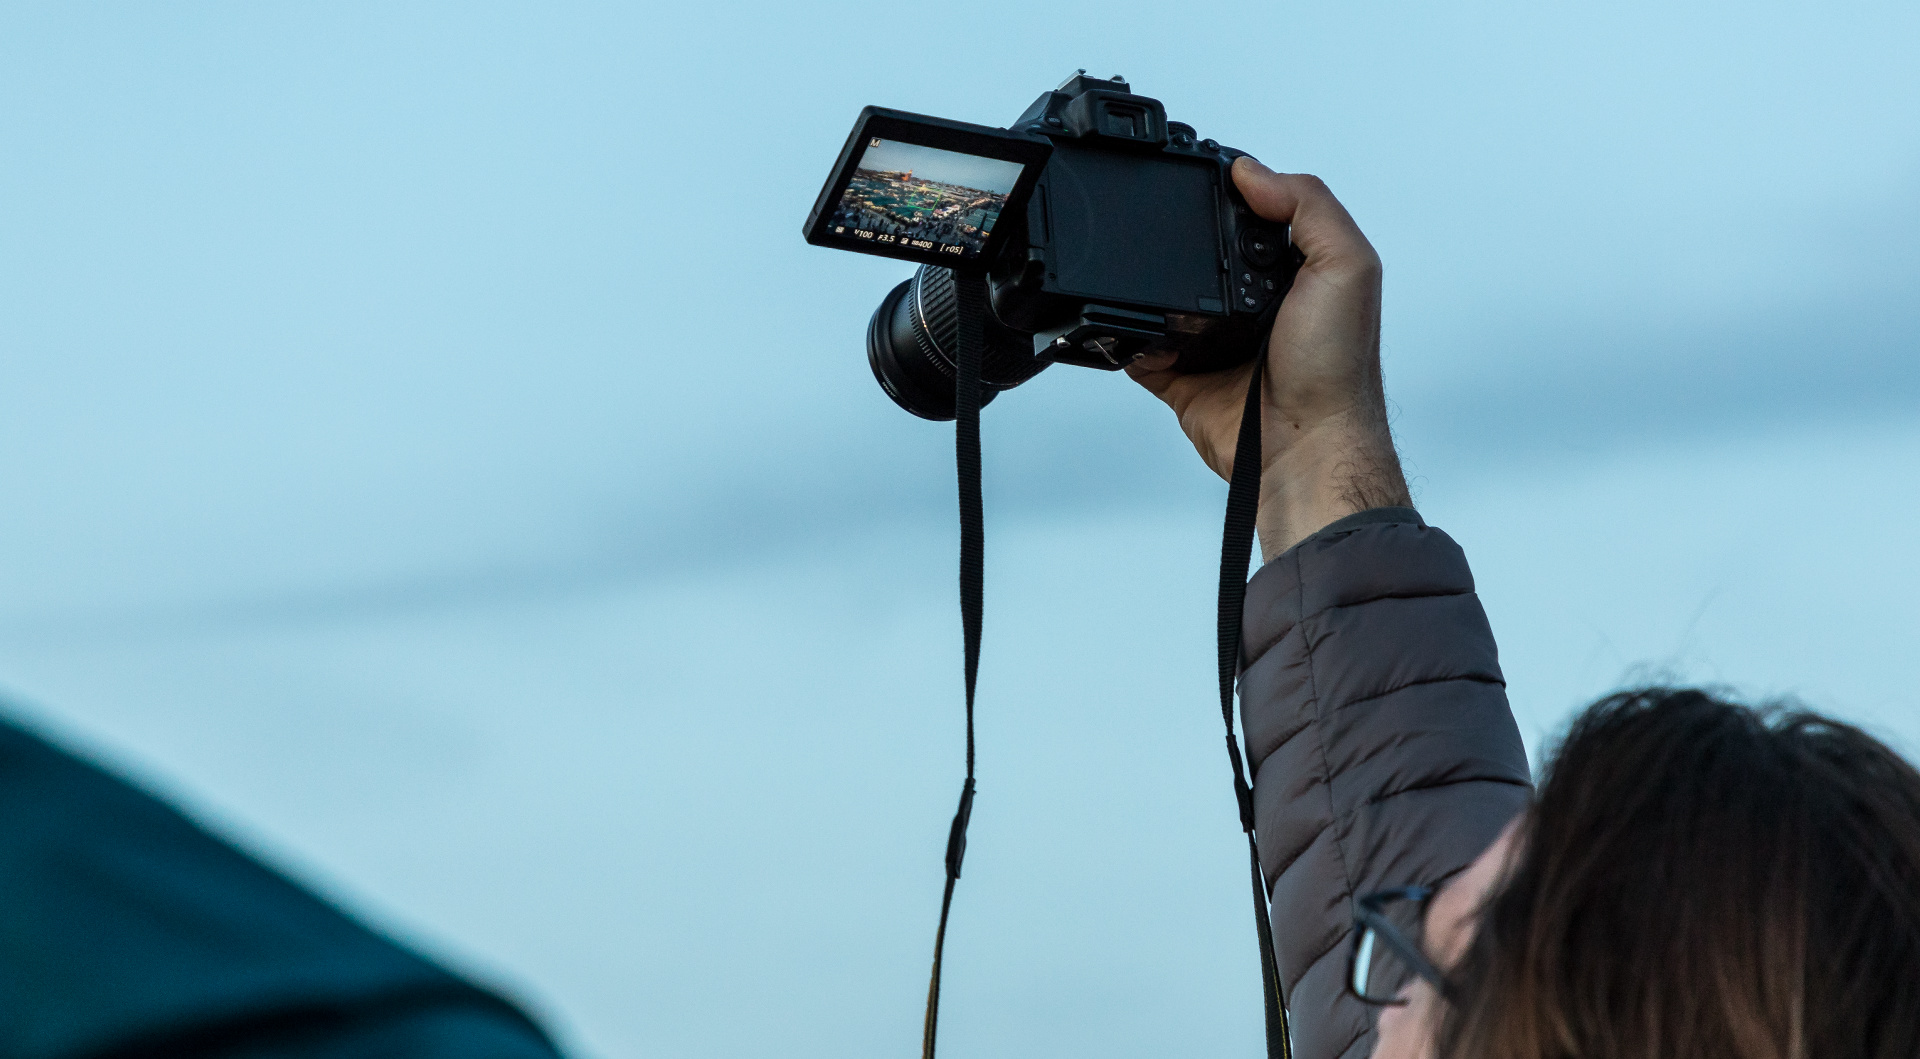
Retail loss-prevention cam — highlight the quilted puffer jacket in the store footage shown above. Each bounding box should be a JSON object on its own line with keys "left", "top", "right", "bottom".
{"left": 1241, "top": 507, "right": 1533, "bottom": 1059}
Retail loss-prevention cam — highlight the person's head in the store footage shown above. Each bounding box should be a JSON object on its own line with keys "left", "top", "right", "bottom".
{"left": 1375, "top": 687, "right": 1920, "bottom": 1059}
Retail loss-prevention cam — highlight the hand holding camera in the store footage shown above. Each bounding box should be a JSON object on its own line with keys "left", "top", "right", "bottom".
{"left": 804, "top": 72, "right": 1298, "bottom": 418}
{"left": 1127, "top": 157, "right": 1409, "bottom": 560}
{"left": 802, "top": 74, "right": 1407, "bottom": 558}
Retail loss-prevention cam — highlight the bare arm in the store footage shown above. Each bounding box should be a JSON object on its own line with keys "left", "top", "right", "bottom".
{"left": 1126, "top": 157, "right": 1409, "bottom": 560}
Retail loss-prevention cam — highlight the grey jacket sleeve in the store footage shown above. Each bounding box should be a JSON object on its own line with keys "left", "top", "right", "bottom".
{"left": 1239, "top": 508, "right": 1532, "bottom": 1059}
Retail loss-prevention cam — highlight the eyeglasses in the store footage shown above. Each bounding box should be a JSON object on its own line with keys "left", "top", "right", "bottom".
{"left": 1348, "top": 886, "right": 1449, "bottom": 1005}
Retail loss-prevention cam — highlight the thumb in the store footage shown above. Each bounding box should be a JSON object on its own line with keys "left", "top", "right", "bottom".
{"left": 1230, "top": 157, "right": 1378, "bottom": 276}
{"left": 1124, "top": 350, "right": 1181, "bottom": 399}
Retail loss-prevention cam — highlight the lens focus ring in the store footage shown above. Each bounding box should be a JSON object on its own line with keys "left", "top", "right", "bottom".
{"left": 909, "top": 266, "right": 960, "bottom": 384}
{"left": 910, "top": 267, "right": 1047, "bottom": 387}
{"left": 864, "top": 265, "right": 1047, "bottom": 420}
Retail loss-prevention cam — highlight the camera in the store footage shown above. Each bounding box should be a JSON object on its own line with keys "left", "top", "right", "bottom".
{"left": 803, "top": 71, "right": 1300, "bottom": 420}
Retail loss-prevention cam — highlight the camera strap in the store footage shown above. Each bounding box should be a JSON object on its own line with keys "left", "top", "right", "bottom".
{"left": 920, "top": 272, "right": 1288, "bottom": 1059}
{"left": 1219, "top": 353, "right": 1293, "bottom": 1059}
{"left": 921, "top": 271, "right": 986, "bottom": 1059}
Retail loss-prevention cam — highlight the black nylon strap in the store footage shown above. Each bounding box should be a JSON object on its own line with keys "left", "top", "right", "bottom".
{"left": 921, "top": 274, "right": 1287, "bottom": 1057}
{"left": 922, "top": 269, "right": 986, "bottom": 1059}
{"left": 1219, "top": 354, "right": 1292, "bottom": 1059}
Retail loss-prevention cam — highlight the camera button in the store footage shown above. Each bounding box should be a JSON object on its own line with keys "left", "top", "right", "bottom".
{"left": 1239, "top": 228, "right": 1284, "bottom": 269}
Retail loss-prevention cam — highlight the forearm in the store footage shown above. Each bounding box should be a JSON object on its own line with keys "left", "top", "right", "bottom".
{"left": 1256, "top": 409, "right": 1410, "bottom": 562}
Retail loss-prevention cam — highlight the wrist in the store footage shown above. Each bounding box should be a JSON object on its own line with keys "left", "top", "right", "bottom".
{"left": 1254, "top": 414, "right": 1409, "bottom": 561}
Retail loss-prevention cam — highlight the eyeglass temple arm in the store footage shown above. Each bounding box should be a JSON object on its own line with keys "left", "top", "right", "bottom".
{"left": 1354, "top": 895, "right": 1449, "bottom": 994}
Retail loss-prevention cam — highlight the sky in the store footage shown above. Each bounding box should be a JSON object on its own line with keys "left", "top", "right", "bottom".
{"left": 856, "top": 139, "right": 1025, "bottom": 194}
{"left": 1, "top": 2, "right": 1917, "bottom": 1057}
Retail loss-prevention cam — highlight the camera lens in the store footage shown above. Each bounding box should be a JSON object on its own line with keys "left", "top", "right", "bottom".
{"left": 866, "top": 266, "right": 1046, "bottom": 421}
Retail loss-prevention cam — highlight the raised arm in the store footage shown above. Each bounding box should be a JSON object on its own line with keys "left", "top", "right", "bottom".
{"left": 1126, "top": 158, "right": 1407, "bottom": 560}
{"left": 1131, "top": 160, "right": 1531, "bottom": 1059}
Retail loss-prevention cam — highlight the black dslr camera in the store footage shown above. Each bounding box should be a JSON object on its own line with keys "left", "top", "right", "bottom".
{"left": 803, "top": 71, "right": 1300, "bottom": 420}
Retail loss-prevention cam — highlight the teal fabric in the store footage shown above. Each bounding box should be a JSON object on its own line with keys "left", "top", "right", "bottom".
{"left": 0, "top": 716, "right": 558, "bottom": 1059}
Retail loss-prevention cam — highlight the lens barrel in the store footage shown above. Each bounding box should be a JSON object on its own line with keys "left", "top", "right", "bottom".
{"left": 866, "top": 266, "right": 1045, "bottom": 421}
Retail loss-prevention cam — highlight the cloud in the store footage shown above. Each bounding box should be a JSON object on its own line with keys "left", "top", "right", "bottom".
{"left": 12, "top": 212, "right": 1917, "bottom": 642}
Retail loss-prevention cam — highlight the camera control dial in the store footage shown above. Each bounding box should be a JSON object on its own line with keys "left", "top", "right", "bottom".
{"left": 1239, "top": 228, "right": 1285, "bottom": 270}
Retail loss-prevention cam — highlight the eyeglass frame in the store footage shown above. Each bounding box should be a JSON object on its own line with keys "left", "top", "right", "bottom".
{"left": 1348, "top": 885, "right": 1451, "bottom": 1005}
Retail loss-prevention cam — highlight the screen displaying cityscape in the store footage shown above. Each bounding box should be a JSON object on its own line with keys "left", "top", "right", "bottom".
{"left": 828, "top": 138, "right": 1025, "bottom": 259}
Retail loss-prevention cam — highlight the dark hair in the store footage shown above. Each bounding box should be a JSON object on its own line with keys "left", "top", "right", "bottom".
{"left": 1440, "top": 688, "right": 1920, "bottom": 1059}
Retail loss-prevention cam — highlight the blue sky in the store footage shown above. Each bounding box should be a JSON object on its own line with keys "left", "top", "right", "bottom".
{"left": 1, "top": 2, "right": 1917, "bottom": 1056}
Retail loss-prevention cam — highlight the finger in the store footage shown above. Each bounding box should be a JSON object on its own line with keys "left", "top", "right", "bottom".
{"left": 1230, "top": 157, "right": 1379, "bottom": 277}
{"left": 1125, "top": 354, "right": 1179, "bottom": 400}
{"left": 1128, "top": 350, "right": 1179, "bottom": 375}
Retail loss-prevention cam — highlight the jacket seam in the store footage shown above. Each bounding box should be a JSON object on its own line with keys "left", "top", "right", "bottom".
{"left": 1295, "top": 915, "right": 1356, "bottom": 987}
{"left": 1330, "top": 673, "right": 1506, "bottom": 714}
{"left": 1247, "top": 707, "right": 1313, "bottom": 775}
{"left": 1293, "top": 545, "right": 1361, "bottom": 985}
{"left": 1358, "top": 774, "right": 1534, "bottom": 811}
{"left": 1294, "top": 931, "right": 1374, "bottom": 1059}
{"left": 1247, "top": 588, "right": 1475, "bottom": 657}
{"left": 1318, "top": 586, "right": 1470, "bottom": 615}
{"left": 1333, "top": 1026, "right": 1373, "bottom": 1059}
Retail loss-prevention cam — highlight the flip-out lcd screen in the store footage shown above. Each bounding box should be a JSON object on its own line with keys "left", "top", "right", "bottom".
{"left": 803, "top": 108, "right": 1050, "bottom": 269}
{"left": 827, "top": 139, "right": 1025, "bottom": 261}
